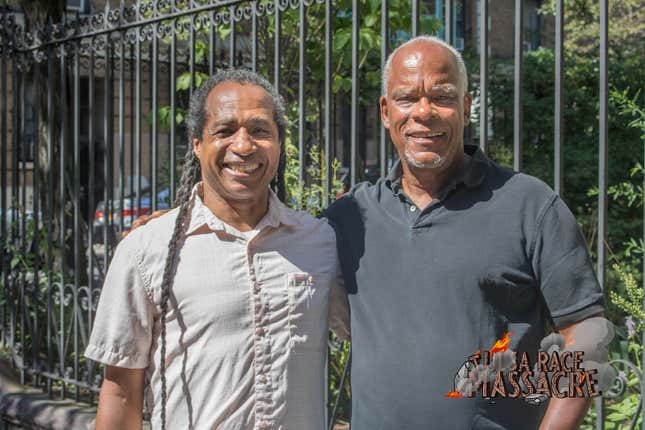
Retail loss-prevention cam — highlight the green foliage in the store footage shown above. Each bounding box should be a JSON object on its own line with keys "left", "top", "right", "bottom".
{"left": 284, "top": 140, "right": 345, "bottom": 216}
{"left": 539, "top": 0, "right": 645, "bottom": 59}
{"left": 579, "top": 84, "right": 645, "bottom": 430}
{"left": 146, "top": 106, "right": 187, "bottom": 133}
{"left": 610, "top": 264, "right": 645, "bottom": 335}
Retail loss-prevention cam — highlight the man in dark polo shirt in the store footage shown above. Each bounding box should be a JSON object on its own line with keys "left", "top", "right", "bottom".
{"left": 323, "top": 35, "right": 604, "bottom": 429}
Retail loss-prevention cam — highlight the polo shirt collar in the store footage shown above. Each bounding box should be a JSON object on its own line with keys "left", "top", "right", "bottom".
{"left": 185, "top": 182, "right": 298, "bottom": 236}
{"left": 385, "top": 144, "right": 489, "bottom": 196}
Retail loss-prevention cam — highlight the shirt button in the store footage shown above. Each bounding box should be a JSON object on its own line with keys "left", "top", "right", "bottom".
{"left": 257, "top": 421, "right": 271, "bottom": 430}
{"left": 258, "top": 374, "right": 267, "bottom": 383}
{"left": 410, "top": 205, "right": 417, "bottom": 212}
{"left": 255, "top": 327, "right": 265, "bottom": 336}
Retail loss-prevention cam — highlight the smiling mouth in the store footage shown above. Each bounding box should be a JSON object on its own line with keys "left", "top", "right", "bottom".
{"left": 406, "top": 131, "right": 446, "bottom": 139}
{"left": 223, "top": 162, "right": 262, "bottom": 175}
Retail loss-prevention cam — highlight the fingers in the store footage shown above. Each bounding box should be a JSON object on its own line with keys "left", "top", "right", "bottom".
{"left": 121, "top": 215, "right": 151, "bottom": 239}
{"left": 150, "top": 210, "right": 167, "bottom": 219}
{"left": 131, "top": 214, "right": 153, "bottom": 230}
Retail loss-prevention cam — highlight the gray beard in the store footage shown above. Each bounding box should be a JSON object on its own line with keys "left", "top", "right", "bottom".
{"left": 404, "top": 149, "right": 447, "bottom": 169}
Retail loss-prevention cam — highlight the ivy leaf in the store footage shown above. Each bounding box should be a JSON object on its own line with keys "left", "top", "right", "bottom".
{"left": 195, "top": 72, "right": 209, "bottom": 88}
{"left": 176, "top": 72, "right": 191, "bottom": 91}
{"left": 157, "top": 106, "right": 171, "bottom": 131}
{"left": 218, "top": 26, "right": 232, "bottom": 40}
{"left": 195, "top": 39, "right": 207, "bottom": 64}
{"left": 175, "top": 108, "right": 186, "bottom": 125}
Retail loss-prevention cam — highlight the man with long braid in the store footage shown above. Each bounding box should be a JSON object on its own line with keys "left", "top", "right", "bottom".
{"left": 85, "top": 69, "right": 349, "bottom": 430}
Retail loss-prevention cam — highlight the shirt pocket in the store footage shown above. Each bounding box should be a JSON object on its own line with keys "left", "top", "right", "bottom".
{"left": 286, "top": 272, "right": 330, "bottom": 350}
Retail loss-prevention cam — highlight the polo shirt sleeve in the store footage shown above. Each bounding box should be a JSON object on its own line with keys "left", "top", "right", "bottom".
{"left": 531, "top": 195, "right": 605, "bottom": 329}
{"left": 84, "top": 234, "right": 157, "bottom": 369}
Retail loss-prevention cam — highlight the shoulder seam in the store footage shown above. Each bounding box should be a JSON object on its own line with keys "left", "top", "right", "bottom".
{"left": 528, "top": 192, "right": 559, "bottom": 259}
{"left": 132, "top": 238, "right": 157, "bottom": 307}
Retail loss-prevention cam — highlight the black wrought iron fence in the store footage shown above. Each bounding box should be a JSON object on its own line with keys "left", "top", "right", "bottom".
{"left": 0, "top": 0, "right": 641, "bottom": 428}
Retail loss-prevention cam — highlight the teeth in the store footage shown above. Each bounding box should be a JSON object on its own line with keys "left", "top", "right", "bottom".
{"left": 410, "top": 132, "right": 444, "bottom": 138}
{"left": 227, "top": 163, "right": 260, "bottom": 173}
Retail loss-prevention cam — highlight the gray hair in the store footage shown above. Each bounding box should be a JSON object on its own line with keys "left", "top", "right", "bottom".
{"left": 382, "top": 35, "right": 468, "bottom": 96}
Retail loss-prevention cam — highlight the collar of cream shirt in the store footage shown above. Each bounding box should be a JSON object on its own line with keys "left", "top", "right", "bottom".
{"left": 185, "top": 182, "right": 300, "bottom": 236}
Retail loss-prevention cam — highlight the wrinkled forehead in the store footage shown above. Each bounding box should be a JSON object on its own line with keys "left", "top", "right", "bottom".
{"left": 388, "top": 43, "right": 460, "bottom": 89}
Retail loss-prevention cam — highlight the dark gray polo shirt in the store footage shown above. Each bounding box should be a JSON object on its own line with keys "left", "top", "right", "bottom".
{"left": 323, "top": 145, "right": 604, "bottom": 430}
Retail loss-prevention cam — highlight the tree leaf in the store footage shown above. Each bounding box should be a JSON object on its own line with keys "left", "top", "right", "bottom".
{"left": 364, "top": 14, "right": 377, "bottom": 28}
{"left": 332, "top": 74, "right": 344, "bottom": 93}
{"left": 333, "top": 28, "right": 352, "bottom": 53}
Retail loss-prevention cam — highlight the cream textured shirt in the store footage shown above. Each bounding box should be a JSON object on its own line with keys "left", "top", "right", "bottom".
{"left": 85, "top": 185, "right": 349, "bottom": 430}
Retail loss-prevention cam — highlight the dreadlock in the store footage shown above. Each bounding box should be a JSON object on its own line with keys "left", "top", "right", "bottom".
{"left": 157, "top": 69, "right": 287, "bottom": 430}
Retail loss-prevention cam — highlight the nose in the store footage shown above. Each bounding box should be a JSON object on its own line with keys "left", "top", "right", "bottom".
{"left": 229, "top": 127, "right": 256, "bottom": 156}
{"left": 411, "top": 97, "right": 436, "bottom": 121}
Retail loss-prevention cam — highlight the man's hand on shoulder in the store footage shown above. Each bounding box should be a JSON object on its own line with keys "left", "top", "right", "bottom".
{"left": 121, "top": 209, "right": 169, "bottom": 239}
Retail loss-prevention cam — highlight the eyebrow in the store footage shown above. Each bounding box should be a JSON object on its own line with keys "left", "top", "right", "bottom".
{"left": 432, "top": 84, "right": 458, "bottom": 93}
{"left": 391, "top": 88, "right": 418, "bottom": 98}
{"left": 246, "top": 117, "right": 274, "bottom": 129}
{"left": 391, "top": 83, "right": 458, "bottom": 98}
{"left": 209, "top": 116, "right": 274, "bottom": 131}
{"left": 210, "top": 118, "right": 238, "bottom": 129}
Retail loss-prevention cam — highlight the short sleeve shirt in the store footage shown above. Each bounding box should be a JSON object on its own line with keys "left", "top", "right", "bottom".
{"left": 85, "top": 185, "right": 348, "bottom": 430}
{"left": 322, "top": 145, "right": 604, "bottom": 430}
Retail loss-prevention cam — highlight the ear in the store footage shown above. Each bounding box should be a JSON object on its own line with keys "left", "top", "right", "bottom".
{"left": 192, "top": 137, "right": 201, "bottom": 158}
{"left": 380, "top": 95, "right": 390, "bottom": 129}
{"left": 463, "top": 93, "right": 472, "bottom": 126}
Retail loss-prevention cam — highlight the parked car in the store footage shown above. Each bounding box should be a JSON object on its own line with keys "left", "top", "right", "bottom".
{"left": 92, "top": 188, "right": 170, "bottom": 243}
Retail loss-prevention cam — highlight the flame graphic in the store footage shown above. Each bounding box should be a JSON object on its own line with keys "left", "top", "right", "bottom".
{"left": 580, "top": 373, "right": 586, "bottom": 383}
{"left": 445, "top": 333, "right": 516, "bottom": 399}
{"left": 489, "top": 332, "right": 513, "bottom": 354}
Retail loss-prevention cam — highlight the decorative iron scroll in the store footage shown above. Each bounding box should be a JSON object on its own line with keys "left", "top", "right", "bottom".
{"left": 0, "top": 0, "right": 326, "bottom": 66}
{"left": 603, "top": 359, "right": 644, "bottom": 430}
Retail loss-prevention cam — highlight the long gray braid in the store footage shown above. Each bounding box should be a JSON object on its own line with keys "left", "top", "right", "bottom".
{"left": 157, "top": 69, "right": 287, "bottom": 430}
